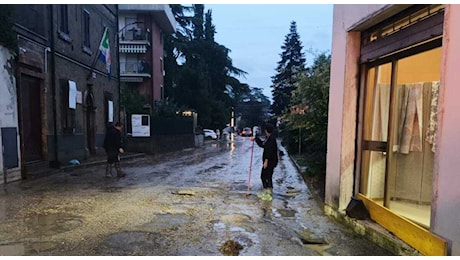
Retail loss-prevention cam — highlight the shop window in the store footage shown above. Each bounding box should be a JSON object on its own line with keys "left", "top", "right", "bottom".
{"left": 358, "top": 5, "right": 444, "bottom": 229}
{"left": 360, "top": 47, "right": 441, "bottom": 228}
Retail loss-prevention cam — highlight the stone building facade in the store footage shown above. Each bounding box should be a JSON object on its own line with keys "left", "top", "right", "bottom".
{"left": 11, "top": 4, "right": 119, "bottom": 175}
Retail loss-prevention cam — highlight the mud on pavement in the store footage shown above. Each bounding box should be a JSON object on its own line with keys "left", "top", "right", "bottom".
{"left": 0, "top": 137, "right": 394, "bottom": 256}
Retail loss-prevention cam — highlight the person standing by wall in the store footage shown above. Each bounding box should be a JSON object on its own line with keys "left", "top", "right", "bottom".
{"left": 103, "top": 122, "right": 126, "bottom": 178}
{"left": 250, "top": 123, "right": 278, "bottom": 200}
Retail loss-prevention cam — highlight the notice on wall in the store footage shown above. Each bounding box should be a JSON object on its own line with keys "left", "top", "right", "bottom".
{"left": 132, "top": 114, "right": 150, "bottom": 137}
{"left": 108, "top": 100, "right": 113, "bottom": 123}
{"left": 68, "top": 80, "right": 77, "bottom": 109}
{"left": 76, "top": 91, "right": 82, "bottom": 104}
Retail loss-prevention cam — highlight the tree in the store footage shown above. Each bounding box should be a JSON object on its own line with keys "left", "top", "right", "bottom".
{"left": 282, "top": 52, "right": 331, "bottom": 175}
{"left": 236, "top": 87, "right": 271, "bottom": 129}
{"left": 270, "top": 21, "right": 306, "bottom": 118}
{"left": 164, "top": 4, "right": 247, "bottom": 130}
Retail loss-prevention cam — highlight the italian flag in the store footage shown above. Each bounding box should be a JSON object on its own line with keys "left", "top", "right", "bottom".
{"left": 98, "top": 27, "right": 111, "bottom": 79}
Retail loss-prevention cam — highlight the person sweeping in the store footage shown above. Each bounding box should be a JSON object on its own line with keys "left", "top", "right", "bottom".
{"left": 250, "top": 123, "right": 278, "bottom": 201}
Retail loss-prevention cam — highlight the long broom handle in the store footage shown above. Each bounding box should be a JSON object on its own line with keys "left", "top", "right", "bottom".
{"left": 246, "top": 136, "right": 255, "bottom": 196}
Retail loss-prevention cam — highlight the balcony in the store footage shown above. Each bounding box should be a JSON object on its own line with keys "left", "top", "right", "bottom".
{"left": 119, "top": 27, "right": 150, "bottom": 54}
{"left": 120, "top": 61, "right": 151, "bottom": 82}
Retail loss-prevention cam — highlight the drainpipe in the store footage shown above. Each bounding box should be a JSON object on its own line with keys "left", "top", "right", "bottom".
{"left": 44, "top": 47, "right": 51, "bottom": 73}
{"left": 116, "top": 5, "right": 121, "bottom": 124}
{"left": 49, "top": 4, "right": 59, "bottom": 168}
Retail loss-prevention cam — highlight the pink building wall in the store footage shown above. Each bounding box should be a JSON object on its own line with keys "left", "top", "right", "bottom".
{"left": 149, "top": 21, "right": 164, "bottom": 102}
{"left": 434, "top": 5, "right": 460, "bottom": 255}
{"left": 326, "top": 4, "right": 390, "bottom": 211}
{"left": 327, "top": 4, "right": 460, "bottom": 255}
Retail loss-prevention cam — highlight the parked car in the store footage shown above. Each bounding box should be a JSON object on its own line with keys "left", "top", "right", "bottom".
{"left": 203, "top": 129, "right": 217, "bottom": 140}
{"left": 253, "top": 126, "right": 261, "bottom": 136}
{"left": 241, "top": 127, "right": 253, "bottom": 137}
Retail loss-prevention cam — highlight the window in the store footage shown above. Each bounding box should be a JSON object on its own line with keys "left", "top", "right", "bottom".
{"left": 60, "top": 5, "right": 69, "bottom": 34}
{"left": 83, "top": 10, "right": 90, "bottom": 48}
{"left": 58, "top": 5, "right": 71, "bottom": 43}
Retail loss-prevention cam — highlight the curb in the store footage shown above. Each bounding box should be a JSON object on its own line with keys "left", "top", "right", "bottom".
{"left": 61, "top": 153, "right": 146, "bottom": 172}
{"left": 287, "top": 153, "right": 325, "bottom": 209}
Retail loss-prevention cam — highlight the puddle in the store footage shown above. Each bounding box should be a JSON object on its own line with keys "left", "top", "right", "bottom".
{"left": 217, "top": 214, "right": 255, "bottom": 232}
{"left": 296, "top": 229, "right": 332, "bottom": 255}
{"left": 197, "top": 165, "right": 224, "bottom": 175}
{"left": 24, "top": 213, "right": 83, "bottom": 237}
{"left": 276, "top": 208, "right": 297, "bottom": 218}
{"left": 104, "top": 231, "right": 163, "bottom": 255}
{"left": 0, "top": 241, "right": 58, "bottom": 256}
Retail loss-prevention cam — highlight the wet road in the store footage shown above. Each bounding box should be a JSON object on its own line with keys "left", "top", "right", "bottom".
{"left": 0, "top": 135, "right": 394, "bottom": 256}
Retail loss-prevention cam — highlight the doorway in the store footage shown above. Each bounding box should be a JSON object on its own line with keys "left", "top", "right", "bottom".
{"left": 19, "top": 74, "right": 43, "bottom": 162}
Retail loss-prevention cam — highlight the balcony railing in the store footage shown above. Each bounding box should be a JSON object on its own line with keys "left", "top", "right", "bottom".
{"left": 120, "top": 61, "right": 151, "bottom": 76}
{"left": 119, "top": 27, "right": 150, "bottom": 53}
{"left": 119, "top": 27, "right": 150, "bottom": 42}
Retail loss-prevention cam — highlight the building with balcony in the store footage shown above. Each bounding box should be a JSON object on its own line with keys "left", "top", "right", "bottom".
{"left": 327, "top": 4, "right": 460, "bottom": 256}
{"left": 118, "top": 5, "right": 176, "bottom": 108}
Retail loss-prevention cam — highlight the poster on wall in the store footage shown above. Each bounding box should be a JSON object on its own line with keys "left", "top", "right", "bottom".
{"left": 68, "top": 80, "right": 77, "bottom": 109}
{"left": 108, "top": 100, "right": 113, "bottom": 123}
{"left": 132, "top": 114, "right": 150, "bottom": 137}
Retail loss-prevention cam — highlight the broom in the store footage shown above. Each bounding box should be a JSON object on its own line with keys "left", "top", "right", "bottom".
{"left": 246, "top": 131, "right": 255, "bottom": 196}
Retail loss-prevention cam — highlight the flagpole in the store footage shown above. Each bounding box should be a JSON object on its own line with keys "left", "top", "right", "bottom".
{"left": 87, "top": 27, "right": 108, "bottom": 80}
{"left": 87, "top": 49, "right": 101, "bottom": 80}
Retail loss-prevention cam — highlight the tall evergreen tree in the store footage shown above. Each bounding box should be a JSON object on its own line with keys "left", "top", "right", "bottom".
{"left": 270, "top": 21, "right": 306, "bottom": 117}
{"left": 204, "top": 9, "right": 215, "bottom": 42}
{"left": 164, "top": 4, "right": 247, "bottom": 130}
{"left": 192, "top": 4, "right": 204, "bottom": 40}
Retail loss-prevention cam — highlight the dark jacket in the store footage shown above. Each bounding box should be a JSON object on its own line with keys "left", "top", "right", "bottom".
{"left": 103, "top": 126, "right": 122, "bottom": 152}
{"left": 254, "top": 134, "right": 278, "bottom": 168}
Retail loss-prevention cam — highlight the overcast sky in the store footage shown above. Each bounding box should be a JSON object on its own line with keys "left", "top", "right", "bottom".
{"left": 205, "top": 4, "right": 334, "bottom": 101}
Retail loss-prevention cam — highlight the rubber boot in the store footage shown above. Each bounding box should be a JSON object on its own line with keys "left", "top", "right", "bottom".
{"left": 258, "top": 188, "right": 268, "bottom": 199}
{"left": 115, "top": 163, "right": 126, "bottom": 178}
{"left": 260, "top": 188, "right": 273, "bottom": 201}
{"left": 106, "top": 163, "right": 113, "bottom": 177}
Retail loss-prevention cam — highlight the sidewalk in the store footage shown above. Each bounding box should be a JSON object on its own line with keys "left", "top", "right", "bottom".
{"left": 25, "top": 152, "right": 146, "bottom": 180}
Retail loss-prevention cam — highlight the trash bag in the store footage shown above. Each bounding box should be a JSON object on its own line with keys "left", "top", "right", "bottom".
{"left": 69, "top": 159, "right": 80, "bottom": 165}
{"left": 346, "top": 196, "right": 370, "bottom": 220}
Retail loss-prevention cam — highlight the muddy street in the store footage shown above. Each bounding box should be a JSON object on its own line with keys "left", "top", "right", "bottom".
{"left": 0, "top": 135, "right": 394, "bottom": 256}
